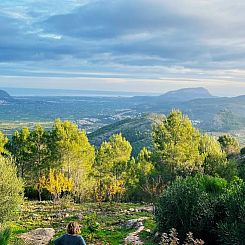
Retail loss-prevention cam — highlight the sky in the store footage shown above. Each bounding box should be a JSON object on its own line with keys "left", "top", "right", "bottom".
{"left": 0, "top": 0, "right": 245, "bottom": 96}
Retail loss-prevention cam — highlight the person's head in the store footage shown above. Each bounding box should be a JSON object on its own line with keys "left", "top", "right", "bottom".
{"left": 67, "top": 222, "right": 81, "bottom": 235}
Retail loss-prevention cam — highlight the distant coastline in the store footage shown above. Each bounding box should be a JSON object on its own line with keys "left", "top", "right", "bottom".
{"left": 0, "top": 87, "right": 160, "bottom": 97}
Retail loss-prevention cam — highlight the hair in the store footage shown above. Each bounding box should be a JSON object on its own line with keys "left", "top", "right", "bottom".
{"left": 67, "top": 222, "right": 81, "bottom": 235}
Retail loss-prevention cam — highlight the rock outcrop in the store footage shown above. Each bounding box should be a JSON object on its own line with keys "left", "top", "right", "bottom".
{"left": 19, "top": 228, "right": 55, "bottom": 245}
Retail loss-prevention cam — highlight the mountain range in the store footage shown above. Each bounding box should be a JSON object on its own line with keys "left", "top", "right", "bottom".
{"left": 0, "top": 87, "right": 245, "bottom": 152}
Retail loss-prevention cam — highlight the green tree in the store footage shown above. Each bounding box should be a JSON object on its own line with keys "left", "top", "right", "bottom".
{"left": 218, "top": 134, "right": 240, "bottom": 157}
{"left": 126, "top": 148, "right": 156, "bottom": 200}
{"left": 7, "top": 128, "right": 31, "bottom": 179}
{"left": 199, "top": 134, "right": 229, "bottom": 177}
{"left": 50, "top": 119, "right": 95, "bottom": 202}
{"left": 0, "top": 156, "right": 23, "bottom": 224}
{"left": 94, "top": 133, "right": 132, "bottom": 201}
{"left": 152, "top": 110, "right": 203, "bottom": 180}
{"left": 0, "top": 131, "right": 8, "bottom": 155}
{"left": 29, "top": 125, "right": 50, "bottom": 184}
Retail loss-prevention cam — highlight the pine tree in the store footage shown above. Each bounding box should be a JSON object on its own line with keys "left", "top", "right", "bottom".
{"left": 152, "top": 110, "right": 203, "bottom": 179}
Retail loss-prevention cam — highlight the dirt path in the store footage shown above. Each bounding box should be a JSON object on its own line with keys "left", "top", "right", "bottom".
{"left": 124, "top": 218, "right": 148, "bottom": 244}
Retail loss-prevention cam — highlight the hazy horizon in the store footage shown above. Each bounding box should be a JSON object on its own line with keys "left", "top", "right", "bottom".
{"left": 0, "top": 86, "right": 160, "bottom": 97}
{"left": 0, "top": 86, "right": 240, "bottom": 97}
{"left": 1, "top": 1, "right": 245, "bottom": 96}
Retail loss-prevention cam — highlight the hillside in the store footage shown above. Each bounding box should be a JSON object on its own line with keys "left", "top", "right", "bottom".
{"left": 133, "top": 94, "right": 245, "bottom": 131}
{"left": 0, "top": 87, "right": 245, "bottom": 134}
{"left": 129, "top": 87, "right": 214, "bottom": 105}
{"left": 88, "top": 114, "right": 163, "bottom": 155}
{"left": 0, "top": 90, "right": 13, "bottom": 103}
{"left": 157, "top": 87, "right": 214, "bottom": 102}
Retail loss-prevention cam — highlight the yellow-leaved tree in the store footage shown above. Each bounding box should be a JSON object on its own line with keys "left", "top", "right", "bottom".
{"left": 44, "top": 169, "right": 74, "bottom": 202}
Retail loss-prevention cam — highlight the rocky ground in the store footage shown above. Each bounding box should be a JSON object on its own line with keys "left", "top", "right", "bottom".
{"left": 8, "top": 201, "right": 156, "bottom": 245}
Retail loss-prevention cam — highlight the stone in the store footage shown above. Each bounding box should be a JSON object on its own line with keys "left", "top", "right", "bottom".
{"left": 75, "top": 213, "right": 83, "bottom": 221}
{"left": 121, "top": 217, "right": 148, "bottom": 229}
{"left": 29, "top": 213, "right": 39, "bottom": 219}
{"left": 19, "top": 228, "right": 55, "bottom": 245}
{"left": 124, "top": 224, "right": 145, "bottom": 244}
{"left": 64, "top": 213, "right": 69, "bottom": 218}
{"left": 138, "top": 206, "right": 154, "bottom": 213}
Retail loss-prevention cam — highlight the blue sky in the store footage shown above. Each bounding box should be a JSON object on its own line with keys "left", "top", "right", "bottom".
{"left": 0, "top": 0, "right": 245, "bottom": 96}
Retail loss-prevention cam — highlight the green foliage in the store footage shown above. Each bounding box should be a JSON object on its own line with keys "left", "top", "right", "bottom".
{"left": 84, "top": 212, "right": 100, "bottom": 233}
{"left": 240, "top": 147, "right": 245, "bottom": 155}
{"left": 125, "top": 148, "right": 155, "bottom": 201}
{"left": 218, "top": 134, "right": 240, "bottom": 156}
{"left": 94, "top": 133, "right": 132, "bottom": 201}
{"left": 29, "top": 124, "right": 50, "bottom": 176}
{"left": 199, "top": 134, "right": 227, "bottom": 174}
{"left": 155, "top": 175, "right": 245, "bottom": 244}
{"left": 199, "top": 134, "right": 238, "bottom": 180}
{"left": 0, "top": 156, "right": 23, "bottom": 224}
{"left": 0, "top": 131, "right": 8, "bottom": 155}
{"left": 238, "top": 160, "right": 245, "bottom": 180}
{"left": 216, "top": 177, "right": 245, "bottom": 245}
{"left": 152, "top": 110, "right": 203, "bottom": 180}
{"left": 0, "top": 227, "right": 12, "bottom": 245}
{"left": 89, "top": 115, "right": 155, "bottom": 156}
{"left": 7, "top": 127, "right": 31, "bottom": 179}
{"left": 50, "top": 119, "right": 95, "bottom": 201}
{"left": 210, "top": 109, "right": 243, "bottom": 131}
{"left": 155, "top": 175, "right": 227, "bottom": 243}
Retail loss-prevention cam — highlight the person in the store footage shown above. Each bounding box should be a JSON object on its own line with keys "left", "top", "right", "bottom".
{"left": 54, "top": 221, "right": 86, "bottom": 245}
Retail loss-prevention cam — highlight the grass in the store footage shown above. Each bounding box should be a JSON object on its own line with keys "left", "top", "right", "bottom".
{"left": 7, "top": 200, "right": 156, "bottom": 244}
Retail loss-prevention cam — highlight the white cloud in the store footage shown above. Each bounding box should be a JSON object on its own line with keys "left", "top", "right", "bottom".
{"left": 0, "top": 0, "right": 245, "bottom": 95}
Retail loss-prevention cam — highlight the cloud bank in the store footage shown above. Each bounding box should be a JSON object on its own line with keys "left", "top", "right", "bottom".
{"left": 0, "top": 0, "right": 245, "bottom": 95}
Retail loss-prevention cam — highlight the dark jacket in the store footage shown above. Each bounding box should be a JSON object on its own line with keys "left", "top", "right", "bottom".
{"left": 54, "top": 234, "right": 86, "bottom": 245}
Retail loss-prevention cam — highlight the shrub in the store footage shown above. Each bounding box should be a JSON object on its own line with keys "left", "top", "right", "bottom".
{"left": 160, "top": 228, "right": 204, "bottom": 245}
{"left": 0, "top": 156, "right": 23, "bottom": 224}
{"left": 155, "top": 175, "right": 245, "bottom": 244}
{"left": 0, "top": 227, "right": 12, "bottom": 245}
{"left": 240, "top": 147, "right": 245, "bottom": 155}
{"left": 216, "top": 178, "right": 245, "bottom": 245}
{"left": 155, "top": 175, "right": 227, "bottom": 243}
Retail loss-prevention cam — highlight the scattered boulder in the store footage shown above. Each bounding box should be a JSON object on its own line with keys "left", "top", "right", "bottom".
{"left": 19, "top": 228, "right": 55, "bottom": 245}
{"left": 126, "top": 206, "right": 153, "bottom": 213}
{"left": 29, "top": 213, "right": 39, "bottom": 220}
{"left": 138, "top": 206, "right": 154, "bottom": 213}
{"left": 75, "top": 213, "right": 83, "bottom": 221}
{"left": 52, "top": 212, "right": 63, "bottom": 219}
{"left": 121, "top": 217, "right": 148, "bottom": 229}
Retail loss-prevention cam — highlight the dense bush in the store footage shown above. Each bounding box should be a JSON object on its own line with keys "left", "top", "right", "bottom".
{"left": 155, "top": 175, "right": 226, "bottom": 243}
{"left": 240, "top": 147, "right": 245, "bottom": 155}
{"left": 216, "top": 177, "right": 245, "bottom": 244}
{"left": 0, "top": 227, "right": 11, "bottom": 245}
{"left": 155, "top": 175, "right": 245, "bottom": 244}
{"left": 0, "top": 156, "right": 23, "bottom": 223}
